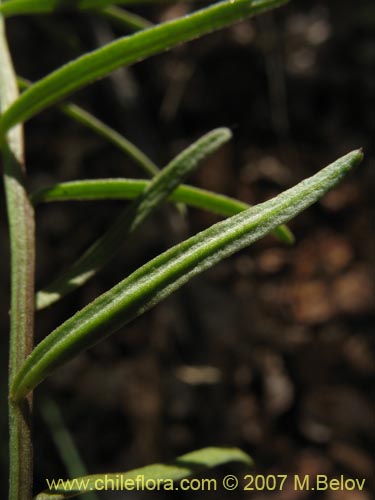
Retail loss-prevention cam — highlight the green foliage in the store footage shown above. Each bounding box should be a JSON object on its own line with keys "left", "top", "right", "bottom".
{"left": 12, "top": 149, "right": 362, "bottom": 402}
{"left": 35, "top": 128, "right": 232, "bottom": 309}
{"left": 0, "top": 0, "right": 288, "bottom": 135}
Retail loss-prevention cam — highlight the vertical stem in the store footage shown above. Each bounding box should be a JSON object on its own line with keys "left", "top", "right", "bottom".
{"left": 0, "top": 7, "right": 35, "bottom": 500}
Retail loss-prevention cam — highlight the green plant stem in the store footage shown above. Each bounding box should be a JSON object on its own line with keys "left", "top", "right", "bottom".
{"left": 0, "top": 7, "right": 35, "bottom": 500}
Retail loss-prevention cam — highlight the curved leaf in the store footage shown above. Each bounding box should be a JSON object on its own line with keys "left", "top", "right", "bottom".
{"left": 18, "top": 77, "right": 159, "bottom": 177}
{"left": 12, "top": 149, "right": 363, "bottom": 401}
{"left": 31, "top": 178, "right": 295, "bottom": 243}
{"left": 34, "top": 447, "right": 251, "bottom": 499}
{"left": 0, "top": 0, "right": 288, "bottom": 134}
{"left": 36, "top": 128, "right": 232, "bottom": 310}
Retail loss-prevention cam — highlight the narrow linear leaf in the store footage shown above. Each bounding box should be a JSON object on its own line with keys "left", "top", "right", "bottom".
{"left": 0, "top": 1, "right": 220, "bottom": 18}
{"left": 40, "top": 399, "right": 99, "bottom": 500}
{"left": 18, "top": 77, "right": 159, "bottom": 177}
{"left": 59, "top": 103, "right": 159, "bottom": 176}
{"left": 36, "top": 128, "right": 231, "bottom": 310}
{"left": 0, "top": 1, "right": 153, "bottom": 32}
{"left": 0, "top": 0, "right": 156, "bottom": 17}
{"left": 34, "top": 447, "right": 251, "bottom": 500}
{"left": 31, "top": 178, "right": 294, "bottom": 243}
{"left": 12, "top": 150, "right": 363, "bottom": 401}
{"left": 101, "top": 6, "right": 153, "bottom": 32}
{"left": 0, "top": 0, "right": 288, "bottom": 134}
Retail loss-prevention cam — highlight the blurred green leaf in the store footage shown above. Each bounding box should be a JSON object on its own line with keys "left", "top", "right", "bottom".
{"left": 40, "top": 399, "right": 99, "bottom": 500}
{"left": 34, "top": 447, "right": 251, "bottom": 499}
{"left": 0, "top": 0, "right": 158, "bottom": 17}
{"left": 18, "top": 77, "right": 159, "bottom": 177}
{"left": 12, "top": 149, "right": 363, "bottom": 401}
{"left": 0, "top": 1, "right": 237, "bottom": 19}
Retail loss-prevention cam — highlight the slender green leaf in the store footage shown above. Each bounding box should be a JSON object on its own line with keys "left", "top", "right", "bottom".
{"left": 36, "top": 128, "right": 231, "bottom": 310}
{"left": 0, "top": 0, "right": 159, "bottom": 17}
{"left": 40, "top": 399, "right": 99, "bottom": 500}
{"left": 31, "top": 178, "right": 295, "bottom": 243}
{"left": 34, "top": 447, "right": 251, "bottom": 500}
{"left": 101, "top": 6, "right": 153, "bottom": 32}
{"left": 2, "top": 0, "right": 152, "bottom": 38}
{"left": 0, "top": 1, "right": 215, "bottom": 18}
{"left": 59, "top": 103, "right": 159, "bottom": 176}
{"left": 0, "top": 0, "right": 288, "bottom": 135}
{"left": 18, "top": 77, "right": 159, "bottom": 177}
{"left": 12, "top": 150, "right": 363, "bottom": 401}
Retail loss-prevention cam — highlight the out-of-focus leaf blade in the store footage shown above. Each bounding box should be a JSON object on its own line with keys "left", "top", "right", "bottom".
{"left": 0, "top": 1, "right": 153, "bottom": 32}
{"left": 0, "top": 0, "right": 288, "bottom": 134}
{"left": 36, "top": 128, "right": 231, "bottom": 310}
{"left": 59, "top": 104, "right": 159, "bottom": 176}
{"left": 12, "top": 149, "right": 363, "bottom": 401}
{"left": 34, "top": 447, "right": 252, "bottom": 500}
{"left": 40, "top": 399, "right": 99, "bottom": 500}
{"left": 0, "top": 0, "right": 158, "bottom": 17}
{"left": 18, "top": 77, "right": 159, "bottom": 177}
{"left": 31, "top": 178, "right": 294, "bottom": 244}
{"left": 101, "top": 6, "right": 153, "bottom": 32}
{"left": 0, "top": 1, "right": 242, "bottom": 19}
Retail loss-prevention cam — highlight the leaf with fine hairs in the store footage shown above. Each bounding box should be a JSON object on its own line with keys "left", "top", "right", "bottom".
{"left": 0, "top": 0, "right": 288, "bottom": 134}
{"left": 34, "top": 447, "right": 251, "bottom": 499}
{"left": 36, "top": 128, "right": 232, "bottom": 310}
{"left": 12, "top": 149, "right": 363, "bottom": 402}
{"left": 31, "top": 178, "right": 294, "bottom": 243}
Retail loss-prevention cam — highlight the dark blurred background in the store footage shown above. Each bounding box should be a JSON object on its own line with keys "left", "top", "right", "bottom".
{"left": 0, "top": 1, "right": 374, "bottom": 498}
